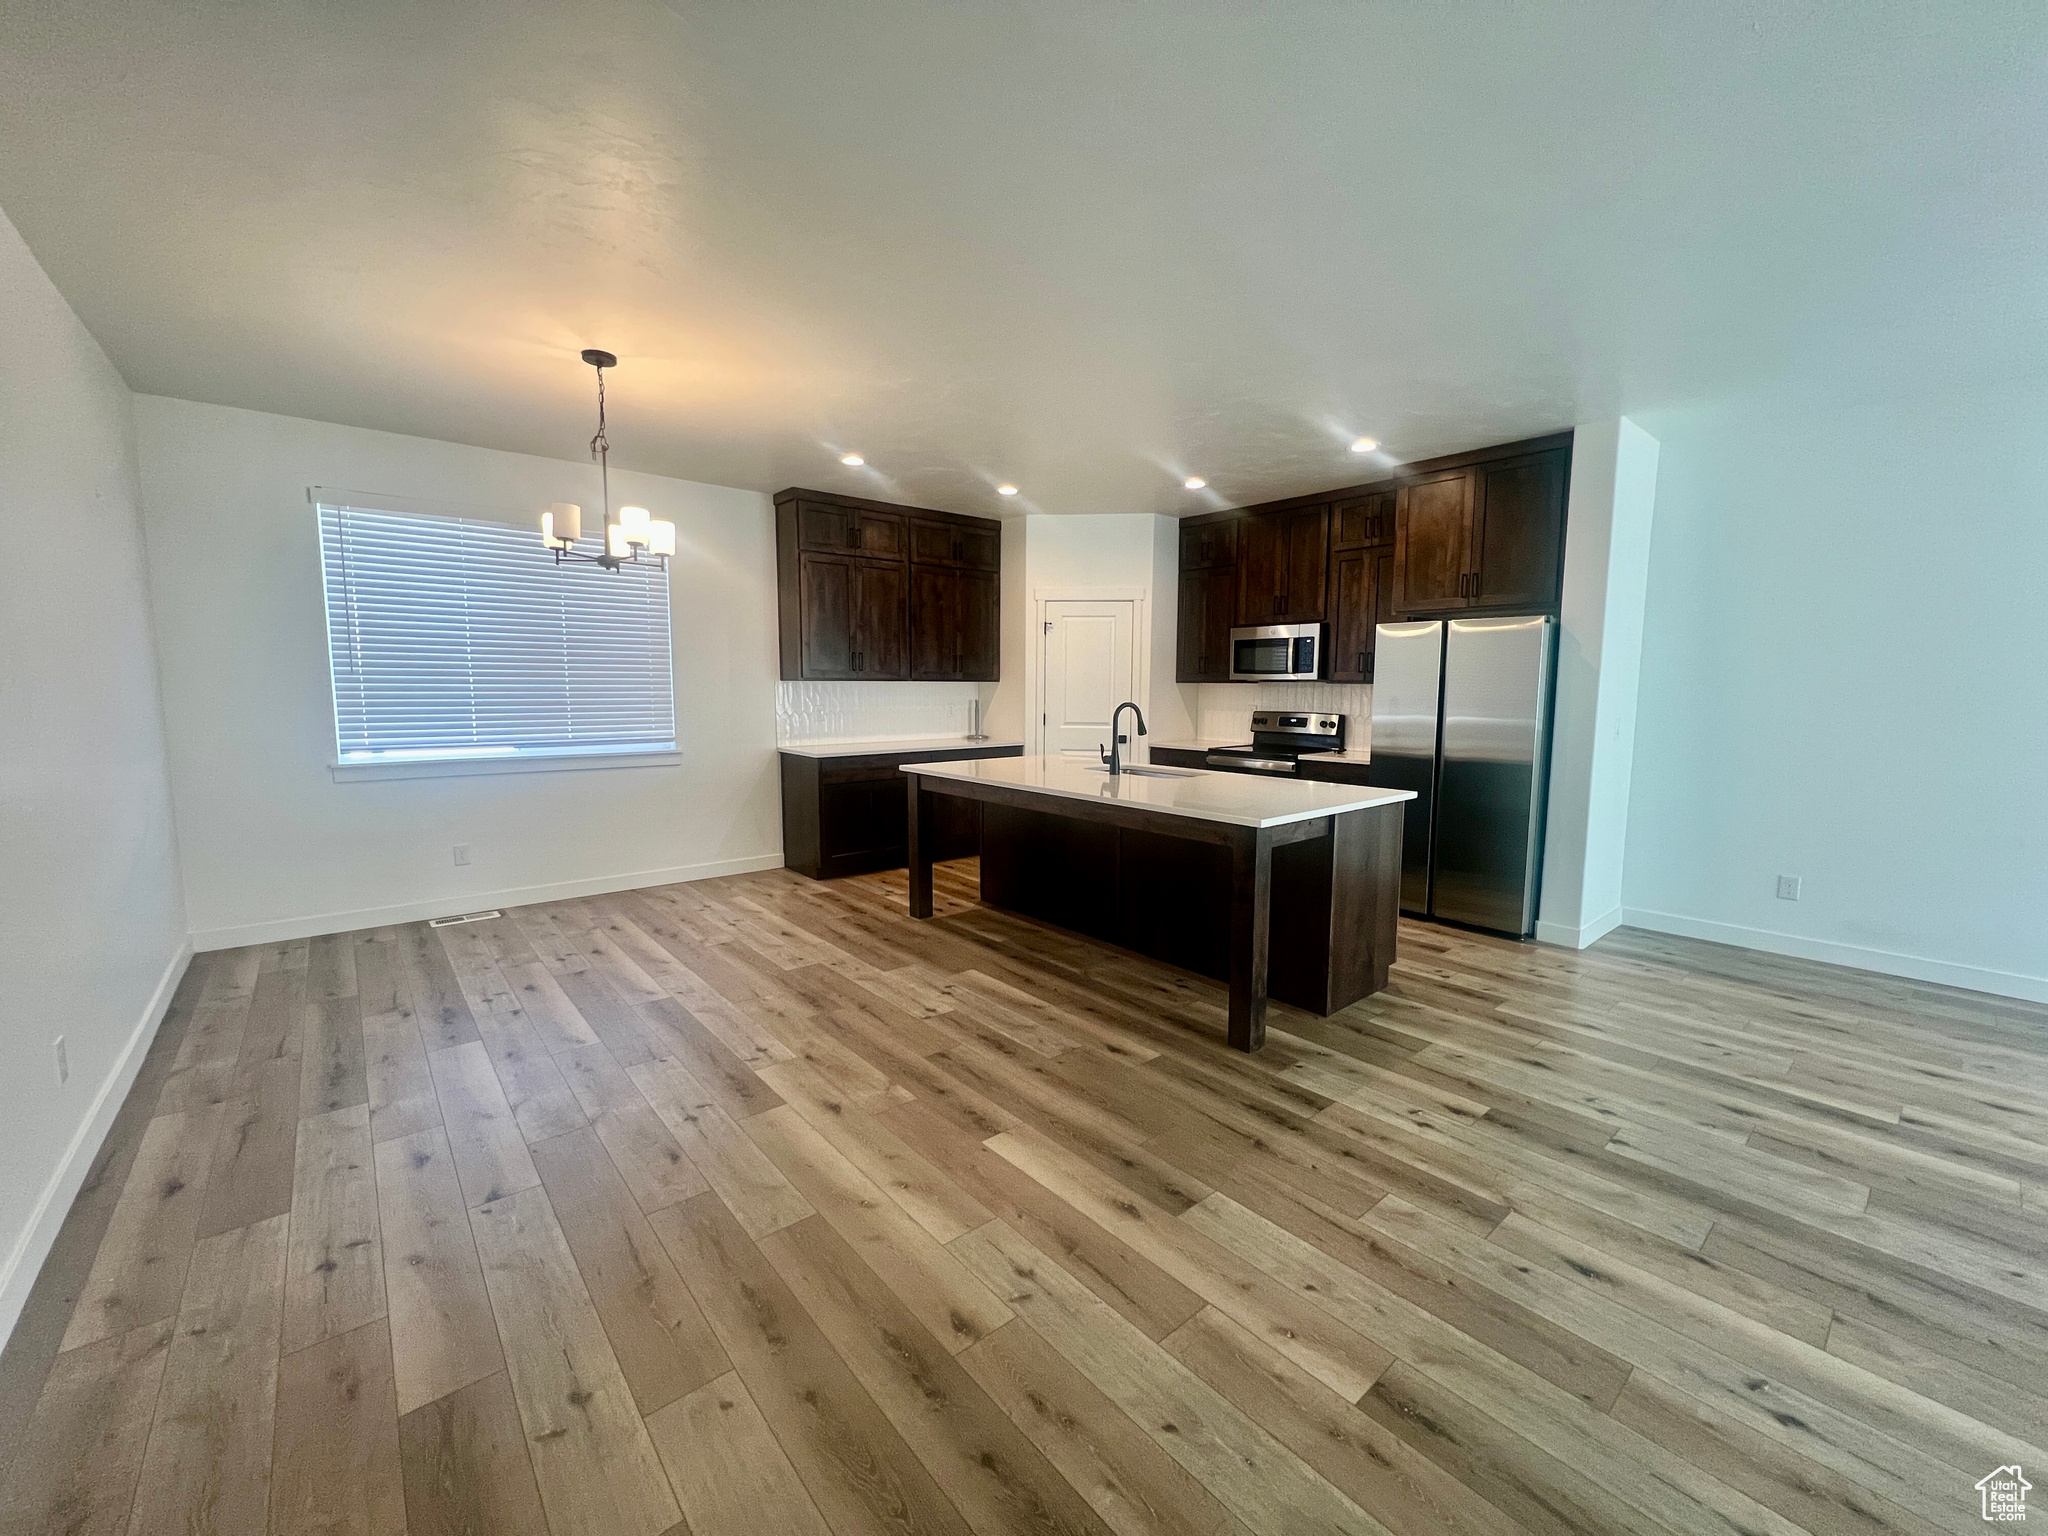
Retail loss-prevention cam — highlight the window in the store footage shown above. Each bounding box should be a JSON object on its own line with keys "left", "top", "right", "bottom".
{"left": 317, "top": 498, "right": 675, "bottom": 765}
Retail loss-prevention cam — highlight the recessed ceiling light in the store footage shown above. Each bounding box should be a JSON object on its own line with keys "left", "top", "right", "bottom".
{"left": 1350, "top": 437, "right": 1380, "bottom": 454}
{"left": 839, "top": 452, "right": 864, "bottom": 466}
{"left": 996, "top": 483, "right": 1019, "bottom": 496}
{"left": 1183, "top": 476, "right": 1207, "bottom": 490}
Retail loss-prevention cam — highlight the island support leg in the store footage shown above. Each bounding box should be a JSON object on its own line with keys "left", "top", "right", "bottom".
{"left": 1227, "top": 826, "right": 1274, "bottom": 1051}
{"left": 907, "top": 774, "right": 936, "bottom": 919}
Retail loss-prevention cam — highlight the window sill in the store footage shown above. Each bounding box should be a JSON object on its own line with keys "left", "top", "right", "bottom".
{"left": 329, "top": 749, "right": 683, "bottom": 783}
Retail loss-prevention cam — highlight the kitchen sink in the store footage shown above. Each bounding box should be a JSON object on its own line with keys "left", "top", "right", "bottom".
{"left": 1082, "top": 765, "right": 1200, "bottom": 778}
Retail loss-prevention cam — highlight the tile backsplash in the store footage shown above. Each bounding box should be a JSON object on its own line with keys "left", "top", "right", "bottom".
{"left": 777, "top": 681, "right": 992, "bottom": 744}
{"left": 1193, "top": 681, "right": 1373, "bottom": 747}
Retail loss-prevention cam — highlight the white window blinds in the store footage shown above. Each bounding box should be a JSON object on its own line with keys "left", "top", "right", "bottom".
{"left": 317, "top": 499, "right": 675, "bottom": 762}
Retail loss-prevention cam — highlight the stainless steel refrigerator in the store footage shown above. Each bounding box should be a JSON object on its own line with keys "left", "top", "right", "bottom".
{"left": 1366, "top": 615, "right": 1555, "bottom": 937}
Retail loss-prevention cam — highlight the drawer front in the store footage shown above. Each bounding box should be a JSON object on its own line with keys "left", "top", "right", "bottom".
{"left": 820, "top": 760, "right": 913, "bottom": 785}
{"left": 1295, "top": 758, "right": 1378, "bottom": 786}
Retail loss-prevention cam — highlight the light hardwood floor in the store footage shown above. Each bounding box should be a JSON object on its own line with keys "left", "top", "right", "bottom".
{"left": 4, "top": 859, "right": 2045, "bottom": 1535}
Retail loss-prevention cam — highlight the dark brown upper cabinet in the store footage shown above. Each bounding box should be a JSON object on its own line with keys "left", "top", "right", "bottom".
{"left": 796, "top": 499, "right": 906, "bottom": 560}
{"left": 1332, "top": 490, "right": 1395, "bottom": 551}
{"left": 909, "top": 516, "right": 1000, "bottom": 570}
{"left": 1171, "top": 431, "right": 1570, "bottom": 684}
{"left": 798, "top": 553, "right": 907, "bottom": 678}
{"left": 777, "top": 488, "right": 1002, "bottom": 682}
{"left": 1176, "top": 563, "right": 1237, "bottom": 683}
{"left": 1470, "top": 449, "right": 1570, "bottom": 610}
{"left": 1390, "top": 446, "right": 1570, "bottom": 617}
{"left": 1390, "top": 470, "right": 1475, "bottom": 615}
{"left": 1328, "top": 545, "right": 1396, "bottom": 683}
{"left": 910, "top": 565, "right": 998, "bottom": 681}
{"left": 1236, "top": 504, "right": 1329, "bottom": 625}
{"left": 1178, "top": 519, "right": 1238, "bottom": 570}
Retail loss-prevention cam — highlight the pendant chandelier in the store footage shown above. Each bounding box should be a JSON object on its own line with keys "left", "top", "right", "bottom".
{"left": 540, "top": 349, "right": 675, "bottom": 569}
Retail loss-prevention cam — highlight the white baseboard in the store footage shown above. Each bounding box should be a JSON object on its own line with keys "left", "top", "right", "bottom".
{"left": 1534, "top": 906, "right": 1624, "bottom": 950}
{"left": 1621, "top": 906, "right": 2048, "bottom": 1005}
{"left": 0, "top": 939, "right": 193, "bottom": 1350}
{"left": 189, "top": 853, "right": 787, "bottom": 951}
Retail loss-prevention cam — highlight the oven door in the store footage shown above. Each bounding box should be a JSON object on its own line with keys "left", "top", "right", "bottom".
{"left": 1228, "top": 625, "right": 1321, "bottom": 681}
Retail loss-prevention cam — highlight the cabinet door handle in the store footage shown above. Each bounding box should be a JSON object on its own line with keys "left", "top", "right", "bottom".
{"left": 1358, "top": 650, "right": 1367, "bottom": 674}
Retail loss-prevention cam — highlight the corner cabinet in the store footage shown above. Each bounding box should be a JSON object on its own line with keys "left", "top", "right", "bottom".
{"left": 777, "top": 489, "right": 1002, "bottom": 682}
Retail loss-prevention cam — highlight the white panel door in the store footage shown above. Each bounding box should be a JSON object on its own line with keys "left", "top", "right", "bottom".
{"left": 1041, "top": 599, "right": 1136, "bottom": 758}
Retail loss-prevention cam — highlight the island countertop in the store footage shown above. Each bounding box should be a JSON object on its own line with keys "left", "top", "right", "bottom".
{"left": 905, "top": 753, "right": 1411, "bottom": 829}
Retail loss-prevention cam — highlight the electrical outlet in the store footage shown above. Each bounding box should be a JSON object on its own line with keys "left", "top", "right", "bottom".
{"left": 1776, "top": 875, "right": 1801, "bottom": 901}
{"left": 54, "top": 1035, "right": 68, "bottom": 1086}
{"left": 452, "top": 844, "right": 471, "bottom": 867}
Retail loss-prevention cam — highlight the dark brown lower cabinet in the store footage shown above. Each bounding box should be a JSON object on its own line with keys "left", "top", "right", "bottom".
{"left": 780, "top": 744, "right": 1022, "bottom": 879}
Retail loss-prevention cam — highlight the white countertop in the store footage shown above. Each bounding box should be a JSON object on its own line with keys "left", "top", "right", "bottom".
{"left": 905, "top": 753, "right": 1412, "bottom": 829}
{"left": 778, "top": 736, "right": 1024, "bottom": 759}
{"left": 1150, "top": 737, "right": 1373, "bottom": 764}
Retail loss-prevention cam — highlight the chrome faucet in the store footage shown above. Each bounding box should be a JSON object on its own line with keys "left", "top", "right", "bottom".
{"left": 1100, "top": 701, "right": 1148, "bottom": 776}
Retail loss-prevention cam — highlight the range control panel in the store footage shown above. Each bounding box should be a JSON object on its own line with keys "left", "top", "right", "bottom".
{"left": 1248, "top": 711, "right": 1341, "bottom": 738}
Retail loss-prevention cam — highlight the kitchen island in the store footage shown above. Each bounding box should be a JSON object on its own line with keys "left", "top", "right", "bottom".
{"left": 903, "top": 755, "right": 1413, "bottom": 1051}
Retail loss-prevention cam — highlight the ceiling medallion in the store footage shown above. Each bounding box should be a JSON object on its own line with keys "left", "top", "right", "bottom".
{"left": 540, "top": 349, "right": 675, "bottom": 570}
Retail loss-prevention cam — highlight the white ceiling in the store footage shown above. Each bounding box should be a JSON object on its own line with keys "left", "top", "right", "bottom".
{"left": 2, "top": 2, "right": 2043, "bottom": 516}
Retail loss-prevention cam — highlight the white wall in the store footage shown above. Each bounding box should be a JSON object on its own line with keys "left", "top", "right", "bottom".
{"left": 985, "top": 515, "right": 1030, "bottom": 740}
{"left": 0, "top": 210, "right": 189, "bottom": 1340}
{"left": 1009, "top": 513, "right": 1194, "bottom": 753}
{"left": 1539, "top": 418, "right": 1660, "bottom": 947}
{"left": 1624, "top": 380, "right": 2048, "bottom": 1000}
{"left": 134, "top": 396, "right": 785, "bottom": 948}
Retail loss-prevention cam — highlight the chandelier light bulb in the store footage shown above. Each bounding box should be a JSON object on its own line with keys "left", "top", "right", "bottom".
{"left": 542, "top": 503, "right": 582, "bottom": 548}
{"left": 647, "top": 520, "right": 676, "bottom": 557}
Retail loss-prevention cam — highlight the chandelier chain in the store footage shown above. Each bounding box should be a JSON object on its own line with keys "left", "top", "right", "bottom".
{"left": 590, "top": 364, "right": 610, "bottom": 527}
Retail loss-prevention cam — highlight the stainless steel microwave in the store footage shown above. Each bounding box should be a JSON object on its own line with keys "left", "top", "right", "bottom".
{"left": 1228, "top": 623, "right": 1322, "bottom": 681}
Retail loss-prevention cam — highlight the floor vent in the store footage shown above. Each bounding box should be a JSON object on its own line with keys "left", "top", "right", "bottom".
{"left": 428, "top": 910, "right": 503, "bottom": 928}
